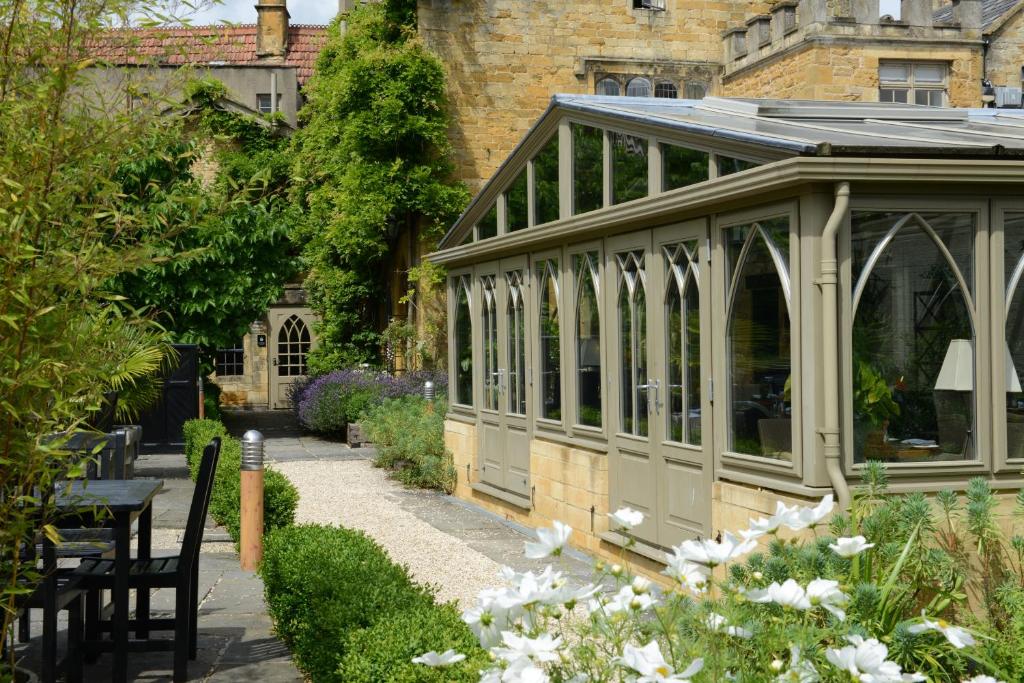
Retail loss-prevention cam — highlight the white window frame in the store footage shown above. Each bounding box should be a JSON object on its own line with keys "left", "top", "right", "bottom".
{"left": 879, "top": 61, "right": 948, "bottom": 107}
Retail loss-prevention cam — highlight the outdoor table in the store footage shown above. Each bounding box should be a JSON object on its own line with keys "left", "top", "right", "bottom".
{"left": 51, "top": 478, "right": 163, "bottom": 683}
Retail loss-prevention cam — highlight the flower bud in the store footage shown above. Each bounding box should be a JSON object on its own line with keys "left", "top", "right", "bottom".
{"left": 610, "top": 564, "right": 623, "bottom": 577}
{"left": 770, "top": 659, "right": 784, "bottom": 672}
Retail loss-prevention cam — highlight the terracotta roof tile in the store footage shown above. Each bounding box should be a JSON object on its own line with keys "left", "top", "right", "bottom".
{"left": 88, "top": 24, "right": 329, "bottom": 84}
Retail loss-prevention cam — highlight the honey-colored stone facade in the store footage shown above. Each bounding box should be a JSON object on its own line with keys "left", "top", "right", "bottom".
{"left": 987, "top": 9, "right": 1024, "bottom": 91}
{"left": 721, "top": 43, "right": 982, "bottom": 106}
{"left": 217, "top": 321, "right": 271, "bottom": 408}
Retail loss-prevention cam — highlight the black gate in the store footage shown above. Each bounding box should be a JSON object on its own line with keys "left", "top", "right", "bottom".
{"left": 139, "top": 344, "right": 200, "bottom": 451}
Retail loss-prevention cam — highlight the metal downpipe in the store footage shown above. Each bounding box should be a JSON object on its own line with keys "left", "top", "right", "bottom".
{"left": 820, "top": 182, "right": 851, "bottom": 511}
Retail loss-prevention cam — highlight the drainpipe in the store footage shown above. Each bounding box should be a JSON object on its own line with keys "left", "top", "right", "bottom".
{"left": 819, "top": 182, "right": 851, "bottom": 511}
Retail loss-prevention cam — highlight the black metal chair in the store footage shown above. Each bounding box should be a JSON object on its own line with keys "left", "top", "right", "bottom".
{"left": 73, "top": 437, "right": 221, "bottom": 682}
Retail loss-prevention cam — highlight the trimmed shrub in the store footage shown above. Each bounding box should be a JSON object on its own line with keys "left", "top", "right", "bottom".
{"left": 260, "top": 524, "right": 435, "bottom": 682}
{"left": 338, "top": 601, "right": 488, "bottom": 682}
{"left": 182, "top": 418, "right": 298, "bottom": 542}
{"left": 361, "top": 396, "right": 455, "bottom": 492}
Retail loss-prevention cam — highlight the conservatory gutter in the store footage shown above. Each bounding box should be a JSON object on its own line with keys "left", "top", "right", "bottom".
{"left": 430, "top": 156, "right": 1024, "bottom": 265}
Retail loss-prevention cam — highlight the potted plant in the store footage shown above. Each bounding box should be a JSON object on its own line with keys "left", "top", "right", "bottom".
{"left": 853, "top": 360, "right": 900, "bottom": 460}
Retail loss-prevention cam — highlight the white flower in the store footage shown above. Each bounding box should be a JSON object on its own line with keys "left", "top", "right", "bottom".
{"left": 493, "top": 631, "right": 562, "bottom": 664}
{"left": 631, "top": 575, "right": 653, "bottom": 594}
{"left": 499, "top": 656, "right": 551, "bottom": 683}
{"left": 776, "top": 646, "right": 819, "bottom": 682}
{"left": 410, "top": 649, "right": 466, "bottom": 666}
{"left": 462, "top": 601, "right": 503, "bottom": 649}
{"left": 961, "top": 676, "right": 1005, "bottom": 683}
{"left": 825, "top": 635, "right": 924, "bottom": 683}
{"left": 829, "top": 535, "right": 875, "bottom": 558}
{"left": 790, "top": 494, "right": 834, "bottom": 530}
{"left": 674, "top": 532, "right": 756, "bottom": 567}
{"left": 524, "top": 521, "right": 572, "bottom": 559}
{"left": 907, "top": 612, "right": 977, "bottom": 649}
{"left": 597, "top": 584, "right": 657, "bottom": 614}
{"left": 746, "top": 579, "right": 811, "bottom": 610}
{"left": 609, "top": 507, "right": 645, "bottom": 530}
{"left": 663, "top": 549, "right": 709, "bottom": 593}
{"left": 618, "top": 641, "right": 703, "bottom": 683}
{"left": 705, "top": 612, "right": 753, "bottom": 638}
{"left": 806, "top": 578, "right": 849, "bottom": 621}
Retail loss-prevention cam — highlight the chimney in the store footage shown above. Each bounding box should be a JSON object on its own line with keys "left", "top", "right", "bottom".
{"left": 256, "top": 0, "right": 289, "bottom": 61}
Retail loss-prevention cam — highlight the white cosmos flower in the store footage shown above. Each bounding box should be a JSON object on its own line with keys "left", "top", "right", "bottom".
{"left": 746, "top": 579, "right": 811, "bottom": 610}
{"left": 806, "top": 578, "right": 849, "bottom": 621}
{"left": 790, "top": 494, "right": 834, "bottom": 530}
{"left": 499, "top": 656, "right": 551, "bottom": 683}
{"left": 493, "top": 631, "right": 562, "bottom": 664}
{"left": 705, "top": 612, "right": 753, "bottom": 638}
{"left": 524, "top": 521, "right": 572, "bottom": 559}
{"left": 597, "top": 584, "right": 657, "bottom": 614}
{"left": 907, "top": 612, "right": 977, "bottom": 649}
{"left": 609, "top": 507, "right": 645, "bottom": 530}
{"left": 776, "top": 646, "right": 819, "bottom": 682}
{"left": 618, "top": 641, "right": 704, "bottom": 683}
{"left": 411, "top": 649, "right": 466, "bottom": 666}
{"left": 462, "top": 595, "right": 506, "bottom": 649}
{"left": 829, "top": 535, "right": 876, "bottom": 558}
{"left": 825, "top": 635, "right": 925, "bottom": 683}
{"left": 631, "top": 575, "right": 653, "bottom": 594}
{"left": 662, "top": 550, "right": 709, "bottom": 593}
{"left": 675, "top": 532, "right": 757, "bottom": 567}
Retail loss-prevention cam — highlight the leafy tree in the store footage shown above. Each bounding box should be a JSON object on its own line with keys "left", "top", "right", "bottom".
{"left": 291, "top": 0, "right": 469, "bottom": 372}
{"left": 115, "top": 78, "right": 300, "bottom": 355}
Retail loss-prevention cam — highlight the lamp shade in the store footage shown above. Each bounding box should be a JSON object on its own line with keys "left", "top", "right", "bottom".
{"left": 934, "top": 339, "right": 974, "bottom": 391}
{"left": 1007, "top": 345, "right": 1022, "bottom": 393}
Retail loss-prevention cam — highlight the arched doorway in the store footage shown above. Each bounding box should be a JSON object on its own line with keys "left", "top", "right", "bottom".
{"left": 269, "top": 308, "right": 316, "bottom": 409}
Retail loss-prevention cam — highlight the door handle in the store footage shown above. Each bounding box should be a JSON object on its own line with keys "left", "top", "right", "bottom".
{"left": 637, "top": 379, "right": 660, "bottom": 413}
{"left": 272, "top": 358, "right": 278, "bottom": 366}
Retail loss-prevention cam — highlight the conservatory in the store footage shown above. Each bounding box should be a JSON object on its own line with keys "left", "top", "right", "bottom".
{"left": 431, "top": 95, "right": 1024, "bottom": 561}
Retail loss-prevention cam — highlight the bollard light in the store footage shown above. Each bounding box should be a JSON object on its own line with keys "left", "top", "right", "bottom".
{"left": 423, "top": 380, "right": 435, "bottom": 402}
{"left": 241, "top": 429, "right": 265, "bottom": 471}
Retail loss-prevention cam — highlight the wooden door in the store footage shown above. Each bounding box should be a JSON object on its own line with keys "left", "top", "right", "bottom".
{"left": 269, "top": 308, "right": 316, "bottom": 410}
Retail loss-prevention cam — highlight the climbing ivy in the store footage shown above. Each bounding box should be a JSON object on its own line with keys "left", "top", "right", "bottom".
{"left": 290, "top": 0, "right": 469, "bottom": 372}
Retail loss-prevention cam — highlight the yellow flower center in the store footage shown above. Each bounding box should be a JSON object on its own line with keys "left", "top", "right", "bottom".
{"left": 656, "top": 665, "right": 671, "bottom": 676}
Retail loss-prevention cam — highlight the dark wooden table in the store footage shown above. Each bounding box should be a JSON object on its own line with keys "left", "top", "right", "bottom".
{"left": 53, "top": 478, "right": 163, "bottom": 683}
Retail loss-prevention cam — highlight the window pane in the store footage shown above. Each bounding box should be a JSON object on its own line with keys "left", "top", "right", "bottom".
{"left": 482, "top": 276, "right": 498, "bottom": 410}
{"left": 667, "top": 282, "right": 683, "bottom": 442}
{"left": 914, "top": 63, "right": 945, "bottom": 83}
{"left": 611, "top": 132, "right": 648, "bottom": 205}
{"left": 506, "top": 170, "right": 528, "bottom": 232}
{"left": 533, "top": 135, "right": 559, "bottom": 226}
{"left": 455, "top": 278, "right": 473, "bottom": 405}
{"left": 654, "top": 82, "right": 678, "bottom": 99}
{"left": 575, "top": 252, "right": 602, "bottom": 427}
{"left": 684, "top": 83, "right": 707, "bottom": 100}
{"left": 626, "top": 77, "right": 651, "bottom": 97}
{"left": 665, "top": 242, "right": 702, "bottom": 445}
{"left": 597, "top": 78, "right": 620, "bottom": 96}
{"left": 617, "top": 251, "right": 648, "bottom": 437}
{"left": 727, "top": 222, "right": 792, "bottom": 460}
{"left": 851, "top": 211, "right": 975, "bottom": 463}
{"left": 879, "top": 63, "right": 909, "bottom": 82}
{"left": 718, "top": 155, "right": 758, "bottom": 177}
{"left": 478, "top": 203, "right": 498, "bottom": 240}
{"left": 572, "top": 124, "right": 603, "bottom": 215}
{"left": 662, "top": 144, "right": 709, "bottom": 191}
{"left": 1006, "top": 213, "right": 1024, "bottom": 460}
{"left": 460, "top": 230, "right": 474, "bottom": 246}
{"left": 538, "top": 261, "right": 561, "bottom": 421}
{"left": 506, "top": 271, "right": 526, "bottom": 415}
{"left": 915, "top": 89, "right": 944, "bottom": 107}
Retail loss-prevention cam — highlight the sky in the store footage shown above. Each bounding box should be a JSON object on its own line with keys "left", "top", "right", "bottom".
{"left": 182, "top": 0, "right": 338, "bottom": 25}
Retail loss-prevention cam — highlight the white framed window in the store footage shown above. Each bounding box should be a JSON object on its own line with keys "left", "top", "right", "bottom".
{"left": 632, "top": 0, "right": 666, "bottom": 9}
{"left": 879, "top": 62, "right": 947, "bottom": 107}
{"left": 654, "top": 81, "right": 678, "bottom": 99}
{"left": 256, "top": 93, "right": 282, "bottom": 114}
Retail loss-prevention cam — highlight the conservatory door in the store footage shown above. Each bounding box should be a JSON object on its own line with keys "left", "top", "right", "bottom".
{"left": 269, "top": 308, "right": 316, "bottom": 410}
{"left": 477, "top": 257, "right": 532, "bottom": 499}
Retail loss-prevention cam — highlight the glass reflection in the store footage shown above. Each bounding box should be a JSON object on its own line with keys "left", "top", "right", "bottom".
{"left": 665, "top": 241, "right": 702, "bottom": 445}
{"left": 538, "top": 260, "right": 561, "bottom": 421}
{"left": 662, "top": 144, "right": 709, "bottom": 192}
{"left": 482, "top": 275, "right": 499, "bottom": 411}
{"left": 478, "top": 203, "right": 498, "bottom": 240}
{"left": 573, "top": 124, "right": 603, "bottom": 215}
{"left": 454, "top": 276, "right": 473, "bottom": 406}
{"left": 618, "top": 251, "right": 648, "bottom": 437}
{"left": 507, "top": 171, "right": 528, "bottom": 232}
{"left": 534, "top": 136, "right": 559, "bottom": 226}
{"left": 506, "top": 270, "right": 526, "bottom": 415}
{"left": 1004, "top": 213, "right": 1024, "bottom": 460}
{"left": 575, "top": 252, "right": 602, "bottom": 427}
{"left": 718, "top": 156, "right": 759, "bottom": 177}
{"left": 611, "top": 132, "right": 648, "bottom": 205}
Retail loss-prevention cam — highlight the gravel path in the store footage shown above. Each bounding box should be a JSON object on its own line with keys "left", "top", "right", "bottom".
{"left": 272, "top": 459, "right": 507, "bottom": 607}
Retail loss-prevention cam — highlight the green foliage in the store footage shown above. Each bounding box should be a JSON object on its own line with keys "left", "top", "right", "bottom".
{"left": 853, "top": 359, "right": 901, "bottom": 427}
{"left": 203, "top": 380, "right": 223, "bottom": 422}
{"left": 182, "top": 419, "right": 298, "bottom": 542}
{"left": 260, "top": 524, "right": 441, "bottom": 682}
{"left": 292, "top": 0, "right": 469, "bottom": 369}
{"left": 361, "top": 396, "right": 455, "bottom": 492}
{"left": 338, "top": 601, "right": 488, "bottom": 682}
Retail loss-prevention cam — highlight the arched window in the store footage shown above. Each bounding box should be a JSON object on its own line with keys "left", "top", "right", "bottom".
{"left": 617, "top": 250, "right": 648, "bottom": 436}
{"left": 726, "top": 218, "right": 792, "bottom": 460}
{"left": 654, "top": 81, "right": 678, "bottom": 99}
{"left": 665, "top": 241, "right": 701, "bottom": 444}
{"left": 597, "top": 77, "right": 620, "bottom": 96}
{"left": 575, "top": 252, "right": 602, "bottom": 427}
{"left": 851, "top": 212, "right": 975, "bottom": 462}
{"left": 1004, "top": 213, "right": 1024, "bottom": 460}
{"left": 481, "top": 275, "right": 499, "bottom": 411}
{"left": 626, "top": 77, "right": 651, "bottom": 97}
{"left": 454, "top": 276, "right": 473, "bottom": 406}
{"left": 506, "top": 270, "right": 527, "bottom": 415}
{"left": 277, "top": 315, "right": 310, "bottom": 376}
{"left": 537, "top": 260, "right": 561, "bottom": 421}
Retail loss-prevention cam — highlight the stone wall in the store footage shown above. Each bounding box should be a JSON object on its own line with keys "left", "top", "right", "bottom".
{"left": 216, "top": 320, "right": 271, "bottom": 408}
{"left": 721, "top": 43, "right": 982, "bottom": 106}
{"left": 988, "top": 10, "right": 1024, "bottom": 91}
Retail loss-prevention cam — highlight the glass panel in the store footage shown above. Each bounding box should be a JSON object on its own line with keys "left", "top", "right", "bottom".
{"left": 851, "top": 211, "right": 975, "bottom": 463}
{"left": 626, "top": 77, "right": 651, "bottom": 97}
{"left": 684, "top": 271, "right": 702, "bottom": 446}
{"left": 533, "top": 136, "right": 559, "bottom": 226}
{"left": 879, "top": 63, "right": 910, "bottom": 82}
{"left": 454, "top": 277, "right": 473, "bottom": 406}
{"left": 915, "top": 89, "right": 944, "bottom": 107}
{"left": 684, "top": 83, "right": 707, "bottom": 100}
{"left": 611, "top": 132, "right": 648, "bottom": 205}
{"left": 507, "top": 271, "right": 526, "bottom": 415}
{"left": 727, "top": 223, "right": 792, "bottom": 460}
{"left": 506, "top": 170, "right": 528, "bottom": 232}
{"left": 538, "top": 261, "right": 562, "bottom": 421}
{"left": 1006, "top": 213, "right": 1024, "bottom": 460}
{"left": 478, "top": 203, "right": 498, "bottom": 240}
{"left": 572, "top": 124, "right": 603, "bottom": 215}
{"left": 482, "top": 276, "right": 499, "bottom": 411}
{"left": 667, "top": 280, "right": 683, "bottom": 442}
{"left": 277, "top": 316, "right": 310, "bottom": 377}
{"left": 914, "top": 63, "right": 945, "bottom": 83}
{"left": 575, "top": 252, "right": 602, "bottom": 427}
{"left": 718, "top": 155, "right": 759, "bottom": 177}
{"left": 617, "top": 251, "right": 648, "bottom": 437}
{"left": 654, "top": 82, "right": 678, "bottom": 99}
{"left": 597, "top": 78, "right": 620, "bottom": 96}
{"left": 460, "top": 231, "right": 474, "bottom": 246}
{"left": 662, "top": 144, "right": 709, "bottom": 191}
{"left": 665, "top": 241, "right": 702, "bottom": 445}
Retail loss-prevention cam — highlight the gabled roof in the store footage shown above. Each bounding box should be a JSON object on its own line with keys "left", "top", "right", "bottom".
{"left": 933, "top": 0, "right": 1021, "bottom": 30}
{"left": 88, "top": 24, "right": 329, "bottom": 84}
